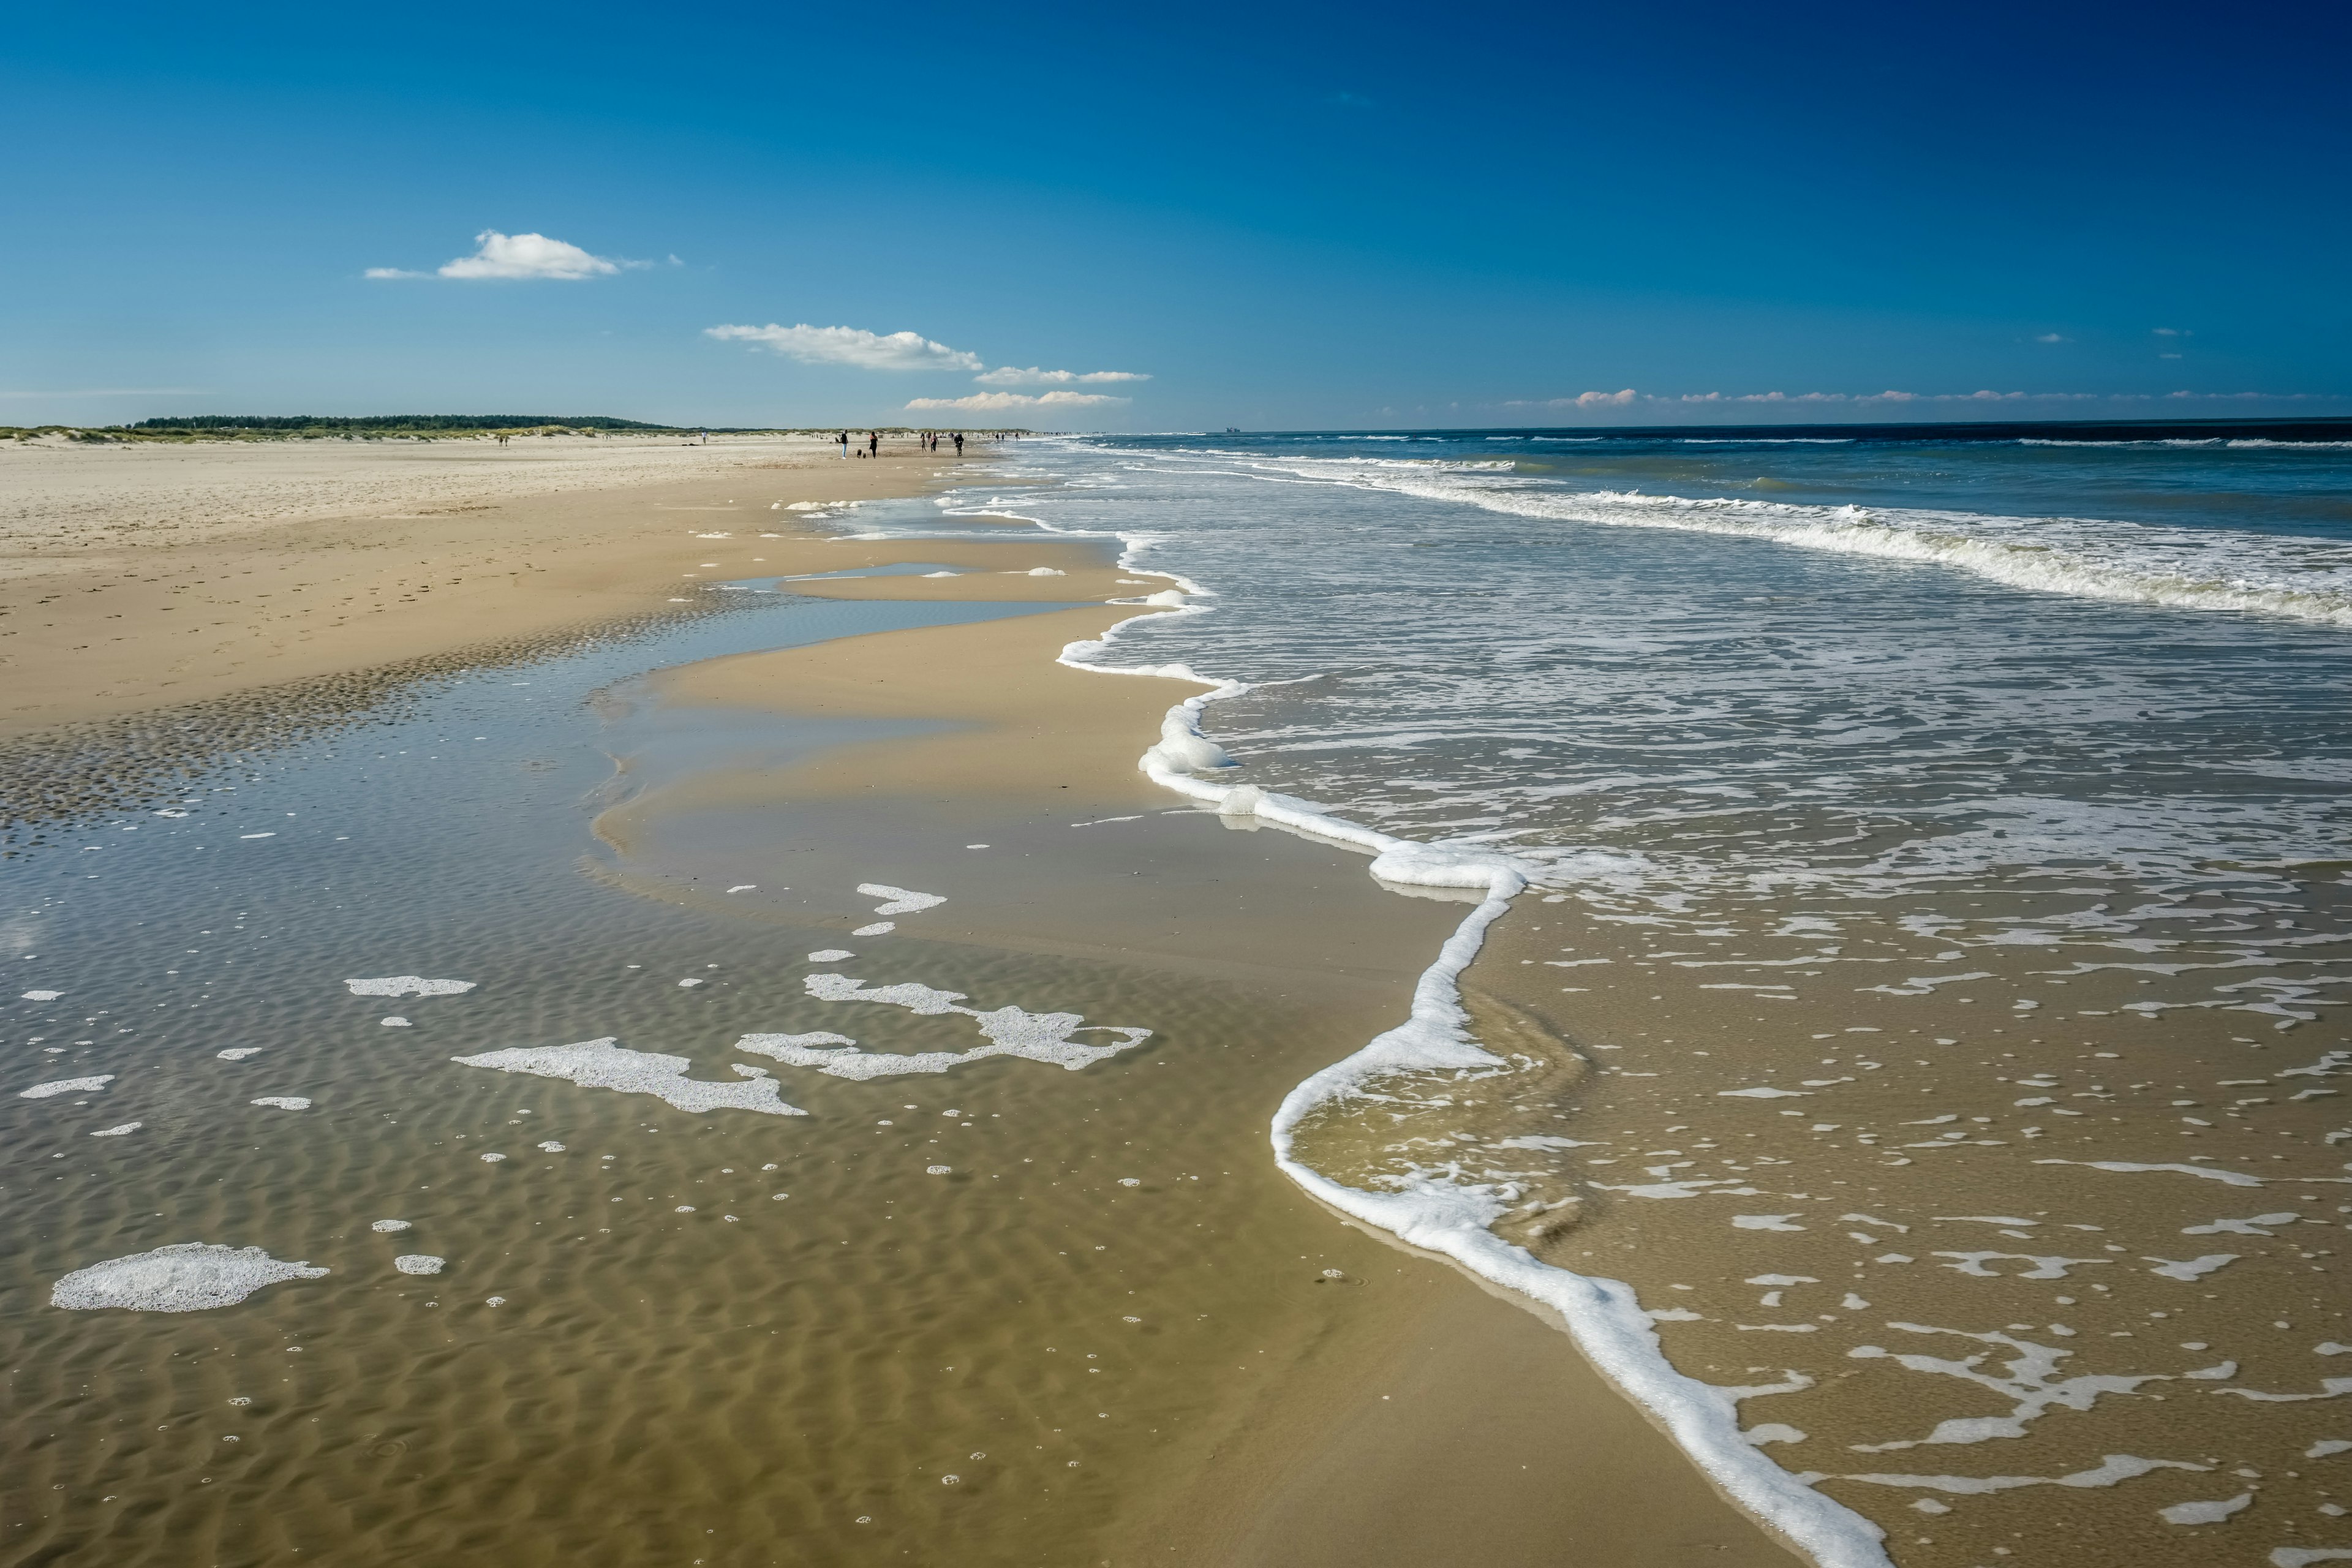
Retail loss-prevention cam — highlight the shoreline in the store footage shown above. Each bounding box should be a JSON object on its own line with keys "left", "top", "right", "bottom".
{"left": 1036, "top": 546, "right": 1882, "bottom": 1565}
{"left": 584, "top": 516, "right": 1807, "bottom": 1562}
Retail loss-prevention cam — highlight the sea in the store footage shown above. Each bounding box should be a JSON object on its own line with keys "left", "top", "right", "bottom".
{"left": 870, "top": 418, "right": 2352, "bottom": 1566}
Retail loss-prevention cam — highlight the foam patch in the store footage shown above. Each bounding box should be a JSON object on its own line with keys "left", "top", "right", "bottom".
{"left": 394, "top": 1255, "right": 445, "bottom": 1275}
{"left": 345, "top": 977, "right": 477, "bottom": 998}
{"left": 736, "top": 976, "right": 1152, "bottom": 1080}
{"left": 53, "top": 1243, "right": 328, "bottom": 1312}
{"left": 857, "top": 884, "right": 946, "bottom": 915}
{"left": 21, "top": 1076, "right": 113, "bottom": 1099}
{"left": 452, "top": 1038, "right": 807, "bottom": 1116}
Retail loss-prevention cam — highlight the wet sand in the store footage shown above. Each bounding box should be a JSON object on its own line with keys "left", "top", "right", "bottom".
{"left": 588, "top": 545, "right": 1805, "bottom": 1564}
{"left": 0, "top": 481, "right": 1805, "bottom": 1568}
{"left": 1294, "top": 876, "right": 2352, "bottom": 1568}
{"left": 22, "top": 461, "right": 2341, "bottom": 1564}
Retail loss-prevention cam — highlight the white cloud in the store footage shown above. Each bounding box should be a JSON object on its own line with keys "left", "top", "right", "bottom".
{"left": 972, "top": 366, "right": 1152, "bottom": 386}
{"left": 905, "top": 390, "right": 1132, "bottom": 412}
{"left": 2154, "top": 326, "right": 2181, "bottom": 336}
{"left": 2034, "top": 332, "right": 2070, "bottom": 343}
{"left": 366, "top": 230, "right": 627, "bottom": 281}
{"left": 705, "top": 323, "right": 983, "bottom": 372}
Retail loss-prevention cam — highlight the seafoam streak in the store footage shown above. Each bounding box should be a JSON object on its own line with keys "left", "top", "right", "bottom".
{"left": 1053, "top": 564, "right": 1896, "bottom": 1568}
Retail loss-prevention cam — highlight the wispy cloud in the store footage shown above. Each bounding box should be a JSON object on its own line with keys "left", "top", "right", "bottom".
{"left": 368, "top": 230, "right": 628, "bottom": 281}
{"left": 2034, "top": 332, "right": 2070, "bottom": 343}
{"left": 972, "top": 366, "right": 1151, "bottom": 386}
{"left": 2154, "top": 326, "right": 2184, "bottom": 336}
{"left": 905, "top": 390, "right": 1131, "bottom": 412}
{"left": 706, "top": 323, "right": 983, "bottom": 372}
{"left": 0, "top": 386, "right": 209, "bottom": 398}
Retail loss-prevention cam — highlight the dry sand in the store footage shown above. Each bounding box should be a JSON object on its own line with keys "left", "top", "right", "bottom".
{"left": 0, "top": 434, "right": 972, "bottom": 737}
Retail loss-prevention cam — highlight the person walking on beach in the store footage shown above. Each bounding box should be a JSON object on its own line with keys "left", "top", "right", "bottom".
{"left": 869, "top": 431, "right": 878, "bottom": 457}
{"left": 952, "top": 432, "right": 963, "bottom": 455}
{"left": 837, "top": 431, "right": 848, "bottom": 459}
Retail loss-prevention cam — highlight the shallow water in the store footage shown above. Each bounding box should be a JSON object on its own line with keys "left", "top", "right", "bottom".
{"left": 845, "top": 428, "right": 2352, "bottom": 1565}
{"left": 0, "top": 589, "right": 1502, "bottom": 1566}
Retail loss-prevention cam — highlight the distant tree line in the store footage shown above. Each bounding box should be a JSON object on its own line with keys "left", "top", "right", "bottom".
{"left": 130, "top": 414, "right": 677, "bottom": 432}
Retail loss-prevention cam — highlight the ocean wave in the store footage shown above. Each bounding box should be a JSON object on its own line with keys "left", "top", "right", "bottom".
{"left": 1047, "top": 558, "right": 1896, "bottom": 1568}
{"left": 2015, "top": 437, "right": 2352, "bottom": 450}
{"left": 1233, "top": 457, "right": 2352, "bottom": 631}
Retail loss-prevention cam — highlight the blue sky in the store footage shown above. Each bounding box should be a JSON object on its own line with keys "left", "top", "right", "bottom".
{"left": 5, "top": 0, "right": 2347, "bottom": 431}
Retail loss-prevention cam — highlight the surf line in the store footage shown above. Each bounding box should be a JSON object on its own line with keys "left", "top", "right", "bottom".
{"left": 1057, "top": 575, "right": 1895, "bottom": 1568}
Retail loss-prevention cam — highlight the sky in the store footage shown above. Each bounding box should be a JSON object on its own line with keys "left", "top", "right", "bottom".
{"left": 4, "top": 0, "right": 2348, "bottom": 432}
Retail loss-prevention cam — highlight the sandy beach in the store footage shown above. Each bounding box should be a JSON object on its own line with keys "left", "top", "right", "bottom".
{"left": 0, "top": 442, "right": 1801, "bottom": 1566}
{"left": 0, "top": 435, "right": 957, "bottom": 739}
{"left": 15, "top": 431, "right": 2343, "bottom": 1568}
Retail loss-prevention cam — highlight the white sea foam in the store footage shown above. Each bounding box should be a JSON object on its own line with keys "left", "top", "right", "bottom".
{"left": 852, "top": 922, "right": 895, "bottom": 937}
{"left": 216, "top": 1047, "right": 261, "bottom": 1060}
{"left": 371, "top": 1219, "right": 410, "bottom": 1232}
{"left": 924, "top": 444, "right": 2352, "bottom": 1564}
{"left": 808, "top": 949, "right": 854, "bottom": 962}
{"left": 394, "top": 1255, "right": 444, "bottom": 1275}
{"left": 90, "top": 1123, "right": 141, "bottom": 1137}
{"left": 2035, "top": 1159, "right": 2266, "bottom": 1186}
{"left": 1241, "top": 453, "right": 2352, "bottom": 630}
{"left": 1010, "top": 499, "right": 1899, "bottom": 1567}
{"left": 1830, "top": 1453, "right": 2207, "bottom": 1494}
{"left": 20, "top": 989, "right": 62, "bottom": 1000}
{"left": 737, "top": 976, "right": 1152, "bottom": 1079}
{"left": 2160, "top": 1493, "right": 2252, "bottom": 1524}
{"left": 1931, "top": 1252, "right": 2108, "bottom": 1280}
{"left": 2211, "top": 1377, "right": 2352, "bottom": 1403}
{"left": 453, "top": 1039, "right": 807, "bottom": 1116}
{"left": 345, "top": 977, "right": 475, "bottom": 998}
{"left": 1847, "top": 1326, "right": 2163, "bottom": 1450}
{"left": 53, "top": 1243, "right": 328, "bottom": 1312}
{"left": 21, "top": 1075, "right": 112, "bottom": 1098}
{"left": 857, "top": 883, "right": 945, "bottom": 914}
{"left": 250, "top": 1096, "right": 311, "bottom": 1110}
